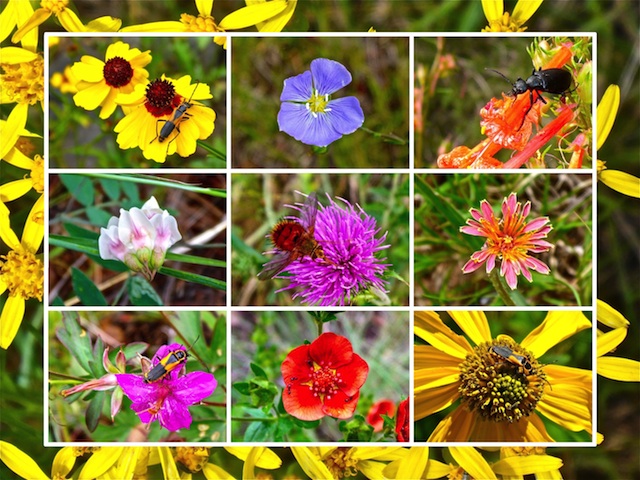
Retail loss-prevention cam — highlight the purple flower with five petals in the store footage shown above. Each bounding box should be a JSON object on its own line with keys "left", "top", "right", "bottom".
{"left": 116, "top": 343, "right": 216, "bottom": 431}
{"left": 277, "top": 58, "right": 365, "bottom": 147}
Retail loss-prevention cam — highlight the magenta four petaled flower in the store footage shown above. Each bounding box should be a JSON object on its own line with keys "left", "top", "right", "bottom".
{"left": 116, "top": 343, "right": 216, "bottom": 431}
{"left": 460, "top": 192, "right": 553, "bottom": 289}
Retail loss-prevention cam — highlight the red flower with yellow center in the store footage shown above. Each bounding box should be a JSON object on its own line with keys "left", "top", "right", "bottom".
{"left": 281, "top": 332, "right": 369, "bottom": 421}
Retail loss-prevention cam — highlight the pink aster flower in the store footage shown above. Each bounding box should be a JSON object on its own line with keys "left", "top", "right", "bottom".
{"left": 265, "top": 192, "right": 390, "bottom": 306}
{"left": 460, "top": 192, "right": 553, "bottom": 289}
{"left": 116, "top": 343, "right": 216, "bottom": 431}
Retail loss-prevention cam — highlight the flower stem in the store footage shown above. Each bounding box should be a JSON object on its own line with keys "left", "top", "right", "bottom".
{"left": 489, "top": 269, "right": 516, "bottom": 306}
{"left": 359, "top": 127, "right": 407, "bottom": 145}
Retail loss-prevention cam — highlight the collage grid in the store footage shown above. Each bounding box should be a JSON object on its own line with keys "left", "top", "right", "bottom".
{"left": 42, "top": 31, "right": 597, "bottom": 448}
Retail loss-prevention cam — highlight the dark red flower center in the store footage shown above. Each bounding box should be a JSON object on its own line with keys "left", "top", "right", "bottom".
{"left": 145, "top": 78, "right": 182, "bottom": 117}
{"left": 103, "top": 56, "right": 134, "bottom": 88}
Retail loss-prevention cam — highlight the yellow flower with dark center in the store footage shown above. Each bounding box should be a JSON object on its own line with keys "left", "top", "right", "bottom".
{"left": 414, "top": 310, "right": 592, "bottom": 442}
{"left": 0, "top": 196, "right": 44, "bottom": 349}
{"left": 113, "top": 75, "right": 215, "bottom": 164}
{"left": 481, "top": 0, "right": 543, "bottom": 32}
{"left": 70, "top": 40, "right": 152, "bottom": 119}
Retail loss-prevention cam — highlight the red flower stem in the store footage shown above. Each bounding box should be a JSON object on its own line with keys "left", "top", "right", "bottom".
{"left": 503, "top": 105, "right": 575, "bottom": 168}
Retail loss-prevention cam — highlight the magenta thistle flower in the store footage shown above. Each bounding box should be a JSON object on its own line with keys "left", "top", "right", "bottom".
{"left": 273, "top": 192, "right": 390, "bottom": 306}
{"left": 116, "top": 343, "right": 216, "bottom": 431}
{"left": 460, "top": 192, "right": 553, "bottom": 289}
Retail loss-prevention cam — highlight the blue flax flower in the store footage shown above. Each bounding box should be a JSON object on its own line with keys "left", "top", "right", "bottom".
{"left": 277, "top": 58, "right": 365, "bottom": 147}
{"left": 276, "top": 193, "right": 389, "bottom": 306}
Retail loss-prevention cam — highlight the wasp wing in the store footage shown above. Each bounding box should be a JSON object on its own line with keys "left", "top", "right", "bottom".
{"left": 298, "top": 192, "right": 319, "bottom": 236}
{"left": 257, "top": 251, "right": 296, "bottom": 280}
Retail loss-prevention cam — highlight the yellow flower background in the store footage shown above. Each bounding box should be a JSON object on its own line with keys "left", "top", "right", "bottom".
{"left": 1, "top": 1, "right": 639, "bottom": 478}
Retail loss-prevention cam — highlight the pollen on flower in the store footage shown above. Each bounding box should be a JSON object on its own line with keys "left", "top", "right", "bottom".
{"left": 0, "top": 56, "right": 45, "bottom": 105}
{"left": 103, "top": 56, "right": 134, "bottom": 87}
{"left": 30, "top": 155, "right": 45, "bottom": 193}
{"left": 324, "top": 448, "right": 359, "bottom": 479}
{"left": 180, "top": 13, "right": 222, "bottom": 32}
{"left": 72, "top": 447, "right": 101, "bottom": 457}
{"left": 42, "top": 0, "right": 70, "bottom": 14}
{"left": 175, "top": 447, "right": 210, "bottom": 473}
{"left": 0, "top": 250, "right": 44, "bottom": 301}
{"left": 308, "top": 90, "right": 329, "bottom": 114}
{"left": 457, "top": 339, "right": 548, "bottom": 423}
{"left": 145, "top": 78, "right": 180, "bottom": 117}
{"left": 310, "top": 363, "right": 342, "bottom": 399}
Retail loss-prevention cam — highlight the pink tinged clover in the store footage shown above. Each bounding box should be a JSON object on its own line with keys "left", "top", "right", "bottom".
{"left": 98, "top": 196, "right": 181, "bottom": 280}
{"left": 277, "top": 58, "right": 365, "bottom": 147}
{"left": 276, "top": 193, "right": 390, "bottom": 306}
{"left": 460, "top": 192, "right": 553, "bottom": 289}
{"left": 115, "top": 343, "right": 216, "bottom": 432}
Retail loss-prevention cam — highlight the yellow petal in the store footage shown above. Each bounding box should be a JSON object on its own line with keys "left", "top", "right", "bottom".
{"left": 428, "top": 407, "right": 474, "bottom": 442}
{"left": 11, "top": 8, "right": 50, "bottom": 43}
{"left": 0, "top": 441, "right": 49, "bottom": 480}
{"left": 537, "top": 384, "right": 592, "bottom": 432}
{"left": 597, "top": 356, "right": 640, "bottom": 382}
{"left": 203, "top": 462, "right": 235, "bottom": 480}
{"left": 520, "top": 310, "right": 591, "bottom": 357}
{"left": 492, "top": 454, "right": 563, "bottom": 476}
{"left": 0, "top": 103, "right": 28, "bottom": 159}
{"left": 195, "top": 0, "right": 214, "bottom": 16}
{"left": 219, "top": 1, "right": 289, "bottom": 30}
{"left": 85, "top": 16, "right": 122, "bottom": 32}
{"left": 449, "top": 310, "right": 492, "bottom": 345}
{"left": 415, "top": 380, "right": 460, "bottom": 419}
{"left": 511, "top": 0, "right": 544, "bottom": 26}
{"left": 597, "top": 299, "right": 630, "bottom": 328}
{"left": 120, "top": 21, "right": 185, "bottom": 32}
{"left": 157, "top": 447, "right": 180, "bottom": 480}
{"left": 450, "top": 447, "right": 497, "bottom": 480}
{"left": 291, "top": 447, "right": 334, "bottom": 480}
{"left": 481, "top": 0, "right": 504, "bottom": 23}
{"left": 1, "top": 295, "right": 25, "bottom": 349}
{"left": 0, "top": 201, "right": 21, "bottom": 250}
{"left": 58, "top": 8, "right": 85, "bottom": 32}
{"left": 225, "top": 446, "right": 282, "bottom": 469}
{"left": 253, "top": 0, "right": 297, "bottom": 32}
{"left": 600, "top": 169, "right": 640, "bottom": 198}
{"left": 596, "top": 84, "right": 620, "bottom": 149}
{"left": 22, "top": 194, "right": 44, "bottom": 253}
{"left": 73, "top": 81, "right": 111, "bottom": 110}
{"left": 52, "top": 447, "right": 77, "bottom": 478}
{"left": 597, "top": 327, "right": 627, "bottom": 357}
{"left": 0, "top": 179, "right": 32, "bottom": 203}
{"left": 78, "top": 447, "right": 124, "bottom": 480}
{"left": 415, "top": 311, "right": 473, "bottom": 359}
{"left": 395, "top": 447, "right": 430, "bottom": 480}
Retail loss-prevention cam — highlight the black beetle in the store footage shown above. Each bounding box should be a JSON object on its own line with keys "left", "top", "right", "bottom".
{"left": 488, "top": 67, "right": 574, "bottom": 126}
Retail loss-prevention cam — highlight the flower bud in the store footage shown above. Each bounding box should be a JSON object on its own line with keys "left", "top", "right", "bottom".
{"left": 98, "top": 196, "right": 181, "bottom": 280}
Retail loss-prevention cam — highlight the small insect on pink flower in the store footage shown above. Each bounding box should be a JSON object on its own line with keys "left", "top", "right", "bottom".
{"left": 460, "top": 192, "right": 553, "bottom": 289}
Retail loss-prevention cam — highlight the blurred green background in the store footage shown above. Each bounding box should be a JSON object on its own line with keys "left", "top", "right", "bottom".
{"left": 232, "top": 36, "right": 409, "bottom": 168}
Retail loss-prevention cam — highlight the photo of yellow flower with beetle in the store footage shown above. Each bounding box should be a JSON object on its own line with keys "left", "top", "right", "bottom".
{"left": 414, "top": 310, "right": 593, "bottom": 443}
{"left": 48, "top": 36, "right": 225, "bottom": 167}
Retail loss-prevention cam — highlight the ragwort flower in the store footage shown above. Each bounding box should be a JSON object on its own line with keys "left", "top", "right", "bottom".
{"left": 461, "top": 192, "right": 552, "bottom": 290}
{"left": 0, "top": 196, "right": 44, "bottom": 349}
{"left": 278, "top": 58, "right": 365, "bottom": 147}
{"left": 414, "top": 310, "right": 593, "bottom": 442}
{"left": 116, "top": 343, "right": 217, "bottom": 431}
{"left": 281, "top": 332, "right": 369, "bottom": 421}
{"left": 98, "top": 196, "right": 182, "bottom": 281}
{"left": 71, "top": 40, "right": 152, "bottom": 119}
{"left": 0, "top": 442, "right": 77, "bottom": 480}
{"left": 113, "top": 75, "right": 215, "bottom": 163}
{"left": 121, "top": 0, "right": 291, "bottom": 48}
{"left": 263, "top": 192, "right": 390, "bottom": 306}
{"left": 481, "top": 0, "right": 543, "bottom": 32}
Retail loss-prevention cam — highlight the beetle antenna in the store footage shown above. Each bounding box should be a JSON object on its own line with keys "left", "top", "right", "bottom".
{"left": 485, "top": 68, "right": 514, "bottom": 85}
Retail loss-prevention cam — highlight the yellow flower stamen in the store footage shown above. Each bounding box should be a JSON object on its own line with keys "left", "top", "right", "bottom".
{"left": 308, "top": 90, "right": 330, "bottom": 116}
{"left": 0, "top": 55, "right": 44, "bottom": 105}
{"left": 180, "top": 13, "right": 223, "bottom": 32}
{"left": 0, "top": 248, "right": 44, "bottom": 301}
{"left": 175, "top": 447, "right": 210, "bottom": 473}
{"left": 30, "top": 155, "right": 45, "bottom": 193}
{"left": 458, "top": 338, "right": 547, "bottom": 423}
{"left": 324, "top": 448, "right": 359, "bottom": 479}
{"left": 40, "top": 0, "right": 70, "bottom": 14}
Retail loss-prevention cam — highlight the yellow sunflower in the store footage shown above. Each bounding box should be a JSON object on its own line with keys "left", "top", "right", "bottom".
{"left": 414, "top": 310, "right": 592, "bottom": 442}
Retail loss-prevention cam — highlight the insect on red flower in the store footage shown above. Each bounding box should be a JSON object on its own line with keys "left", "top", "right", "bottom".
{"left": 258, "top": 192, "right": 330, "bottom": 280}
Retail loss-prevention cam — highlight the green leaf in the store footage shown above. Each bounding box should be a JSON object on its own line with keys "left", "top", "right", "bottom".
{"left": 60, "top": 174, "right": 94, "bottom": 206}
{"left": 127, "top": 276, "right": 163, "bottom": 306}
{"left": 56, "top": 313, "right": 95, "bottom": 375}
{"left": 71, "top": 267, "right": 108, "bottom": 306}
{"left": 165, "top": 252, "right": 225, "bottom": 268}
{"left": 63, "top": 223, "right": 99, "bottom": 240}
{"left": 233, "top": 382, "right": 251, "bottom": 395}
{"left": 86, "top": 390, "right": 106, "bottom": 432}
{"left": 250, "top": 362, "right": 268, "bottom": 379}
{"left": 244, "top": 418, "right": 274, "bottom": 442}
{"left": 99, "top": 177, "right": 121, "bottom": 200}
{"left": 248, "top": 377, "right": 278, "bottom": 408}
{"left": 86, "top": 206, "right": 113, "bottom": 226}
{"left": 158, "top": 266, "right": 225, "bottom": 290}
